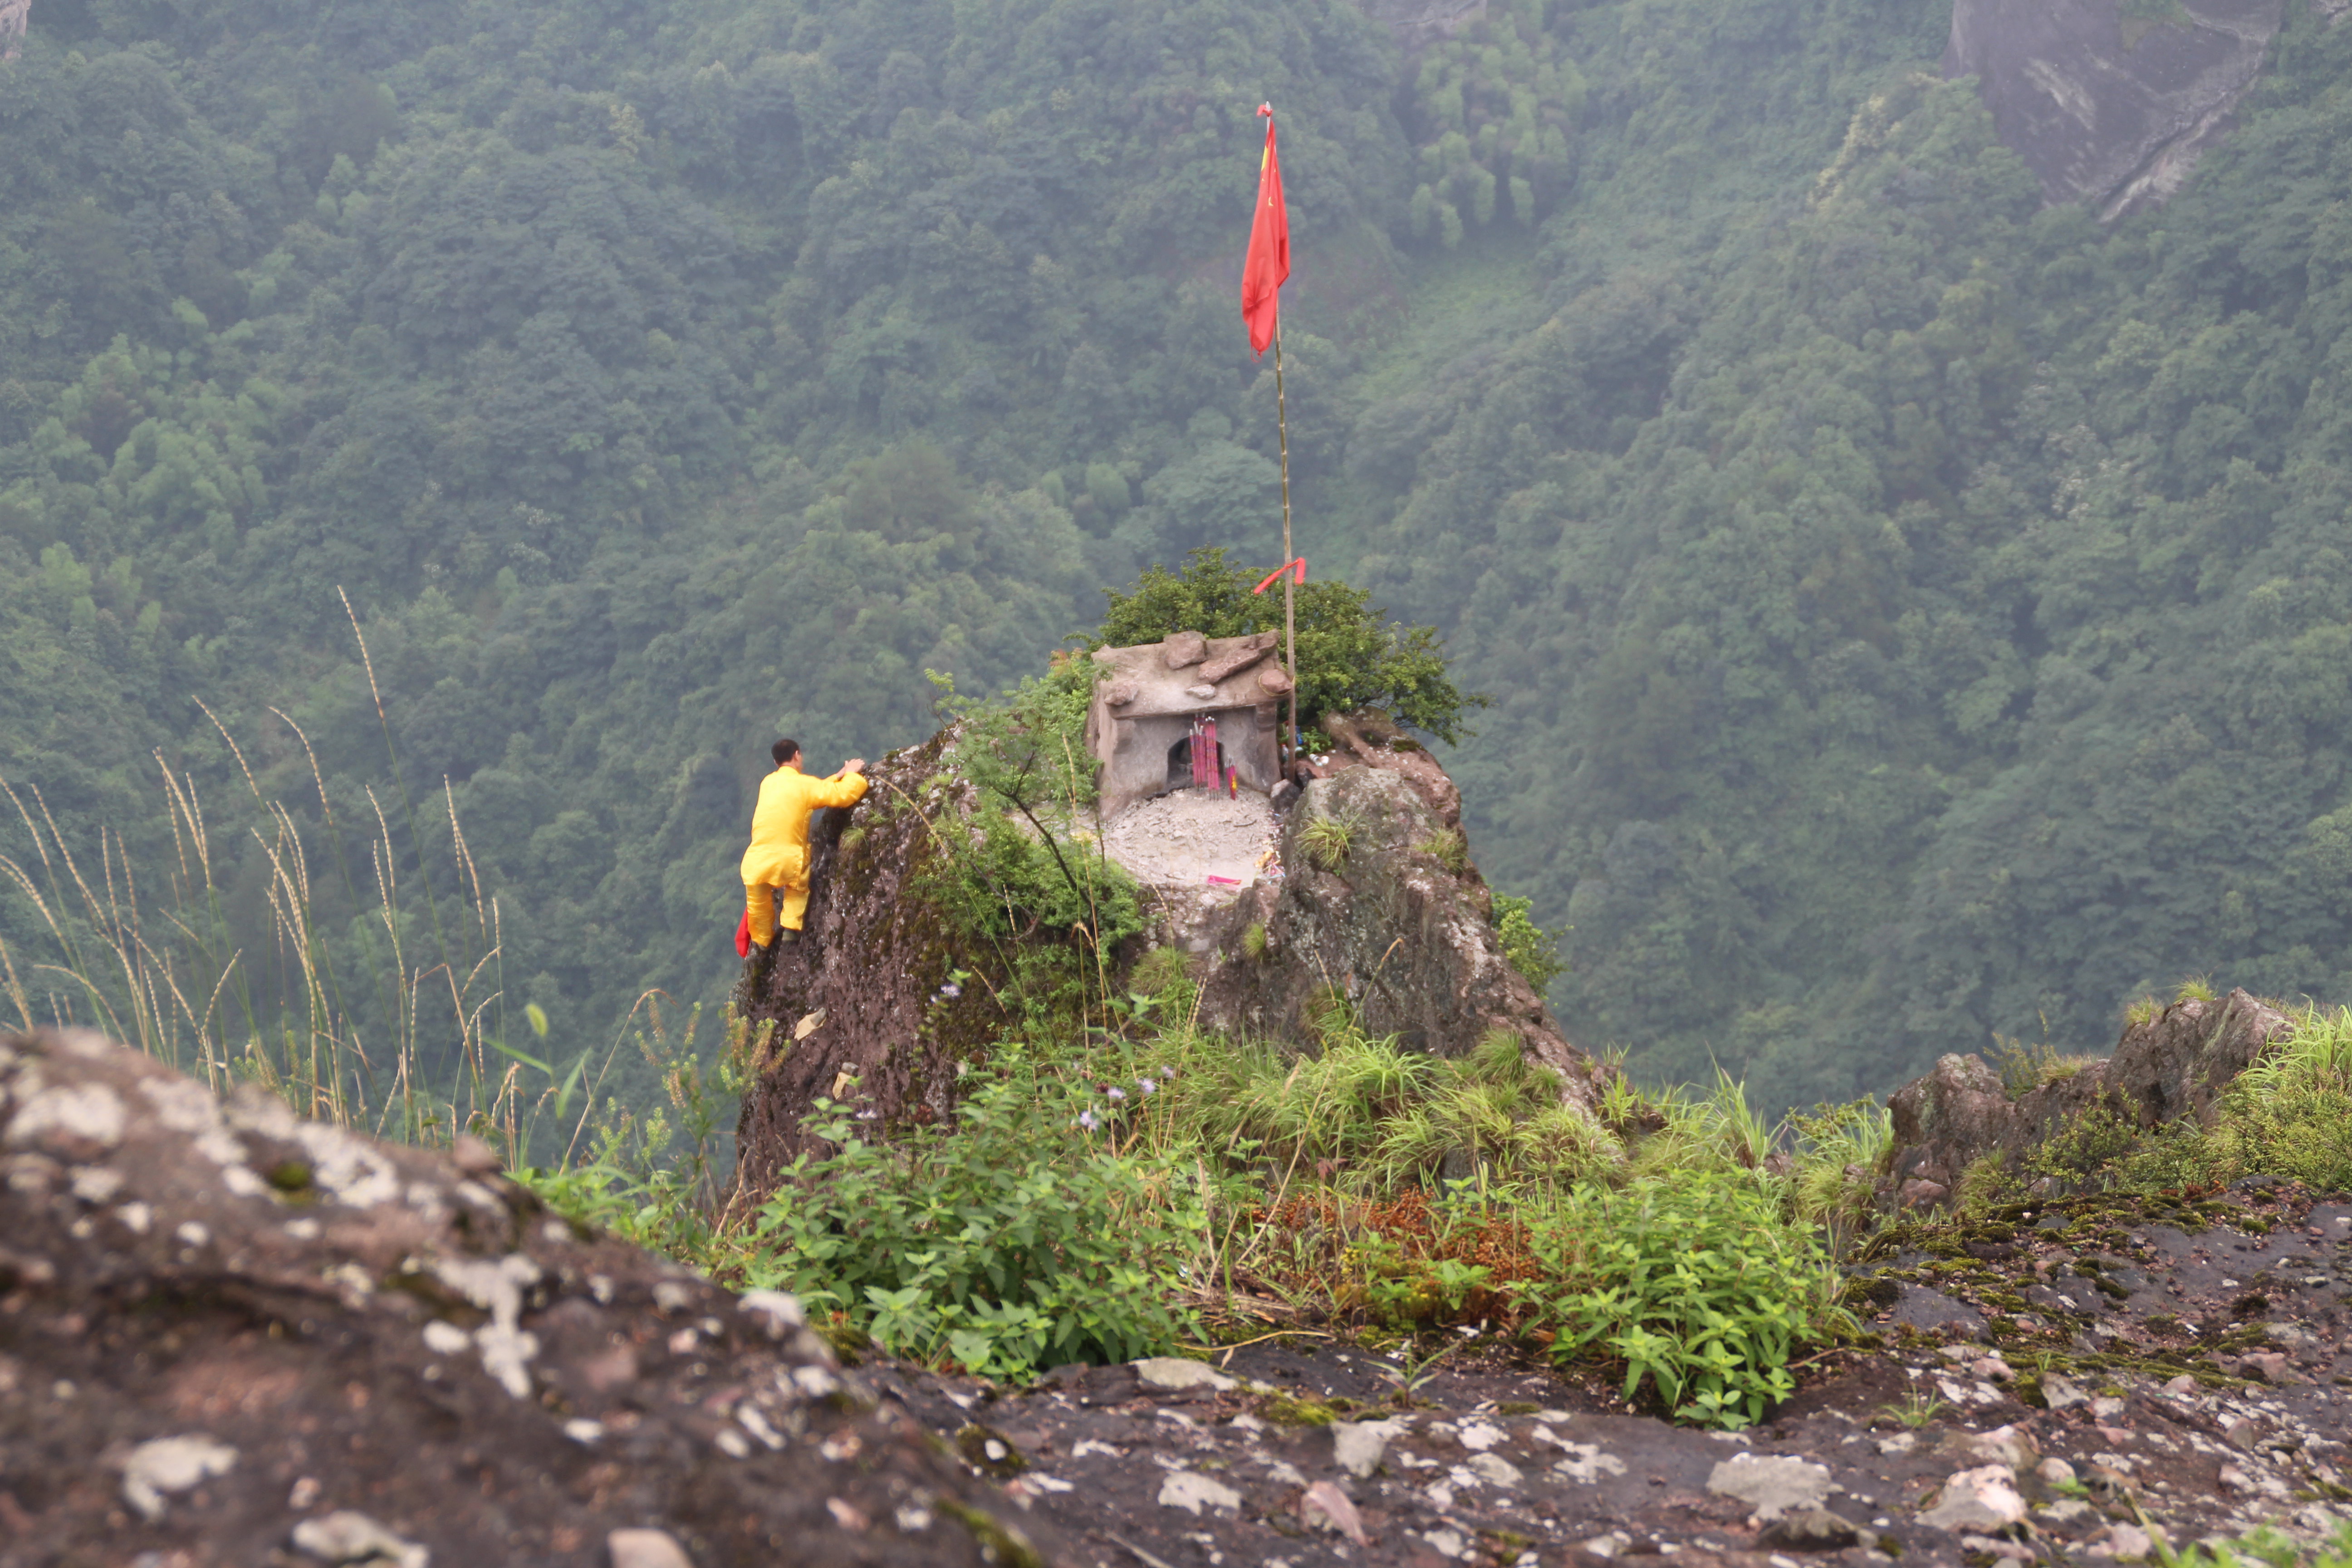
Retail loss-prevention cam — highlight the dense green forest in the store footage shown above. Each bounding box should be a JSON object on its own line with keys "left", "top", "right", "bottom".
{"left": 5, "top": 0, "right": 2352, "bottom": 1114}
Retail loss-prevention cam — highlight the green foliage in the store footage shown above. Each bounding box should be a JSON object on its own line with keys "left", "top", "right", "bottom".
{"left": 1518, "top": 1174, "right": 1842, "bottom": 1429}
{"left": 1372, "top": 1028, "right": 1613, "bottom": 1189}
{"left": 1416, "top": 828, "right": 1471, "bottom": 874}
{"left": 918, "top": 667, "right": 1147, "bottom": 1023}
{"left": 2117, "top": 1005, "right": 2352, "bottom": 1193}
{"left": 1787, "top": 1096, "right": 1893, "bottom": 1246}
{"left": 1403, "top": 0, "right": 1583, "bottom": 242}
{"left": 1299, "top": 813, "right": 1355, "bottom": 871}
{"left": 747, "top": 1058, "right": 1203, "bottom": 1380}
{"left": 2156, "top": 1521, "right": 2352, "bottom": 1568}
{"left": 1493, "top": 893, "right": 1563, "bottom": 990}
{"left": 1095, "top": 549, "right": 1487, "bottom": 743}
{"left": 1878, "top": 1390, "right": 1947, "bottom": 1430}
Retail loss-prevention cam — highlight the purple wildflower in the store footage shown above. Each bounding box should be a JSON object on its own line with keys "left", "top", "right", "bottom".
{"left": 1106, "top": 1087, "right": 1127, "bottom": 1102}
{"left": 939, "top": 981, "right": 962, "bottom": 999}
{"left": 1138, "top": 1078, "right": 1157, "bottom": 1096}
{"left": 1077, "top": 1109, "right": 1099, "bottom": 1132}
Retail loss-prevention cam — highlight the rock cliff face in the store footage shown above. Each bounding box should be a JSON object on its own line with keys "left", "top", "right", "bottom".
{"left": 1185, "top": 765, "right": 1607, "bottom": 1113}
{"left": 0, "top": 1028, "right": 1052, "bottom": 1567}
{"left": 1945, "top": 0, "right": 2285, "bottom": 218}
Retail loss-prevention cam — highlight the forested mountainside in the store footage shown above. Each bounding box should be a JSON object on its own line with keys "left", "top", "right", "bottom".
{"left": 5, "top": 0, "right": 2352, "bottom": 1113}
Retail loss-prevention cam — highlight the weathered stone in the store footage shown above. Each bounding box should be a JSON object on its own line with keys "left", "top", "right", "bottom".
{"left": 1918, "top": 1464, "right": 2027, "bottom": 1533}
{"left": 120, "top": 1435, "right": 238, "bottom": 1522}
{"left": 1256, "top": 664, "right": 1294, "bottom": 696}
{"left": 1197, "top": 634, "right": 1276, "bottom": 684}
{"left": 2040, "top": 1374, "right": 2089, "bottom": 1411}
{"left": 292, "top": 1510, "right": 430, "bottom": 1567}
{"left": 1103, "top": 678, "right": 1138, "bottom": 706}
{"left": 1298, "top": 1480, "right": 1372, "bottom": 1547}
{"left": 1332, "top": 1420, "right": 1401, "bottom": 1479}
{"left": 1157, "top": 1470, "right": 1242, "bottom": 1514}
{"left": 1133, "top": 1357, "right": 1237, "bottom": 1393}
{"left": 1163, "top": 630, "right": 1208, "bottom": 668}
{"left": 1191, "top": 765, "right": 1606, "bottom": 1102}
{"left": 1, "top": 1028, "right": 1056, "bottom": 1568}
{"left": 1705, "top": 1453, "right": 1837, "bottom": 1521}
{"left": 606, "top": 1529, "right": 695, "bottom": 1568}
{"left": 1946, "top": 0, "right": 2286, "bottom": 218}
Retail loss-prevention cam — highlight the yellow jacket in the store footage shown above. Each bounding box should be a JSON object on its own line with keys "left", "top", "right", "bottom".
{"left": 740, "top": 763, "right": 869, "bottom": 885}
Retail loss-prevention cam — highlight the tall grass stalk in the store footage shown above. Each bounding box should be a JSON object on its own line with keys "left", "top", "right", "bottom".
{"left": 0, "top": 750, "right": 671, "bottom": 1180}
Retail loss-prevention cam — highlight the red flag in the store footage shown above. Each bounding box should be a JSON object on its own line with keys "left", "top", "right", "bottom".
{"left": 1241, "top": 105, "right": 1289, "bottom": 357}
{"left": 735, "top": 911, "right": 753, "bottom": 957}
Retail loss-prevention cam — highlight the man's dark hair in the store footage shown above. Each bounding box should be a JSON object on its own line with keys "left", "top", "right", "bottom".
{"left": 771, "top": 738, "right": 802, "bottom": 767}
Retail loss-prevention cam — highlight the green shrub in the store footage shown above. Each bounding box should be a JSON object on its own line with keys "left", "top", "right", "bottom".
{"left": 747, "top": 1059, "right": 1202, "bottom": 1380}
{"left": 1373, "top": 1029, "right": 1611, "bottom": 1190}
{"left": 1494, "top": 894, "right": 1563, "bottom": 991}
{"left": 1517, "top": 1174, "right": 1842, "bottom": 1430}
{"left": 1787, "top": 1097, "right": 1891, "bottom": 1245}
{"left": 1627, "top": 1069, "right": 1778, "bottom": 1181}
{"left": 2028, "top": 1101, "right": 2142, "bottom": 1187}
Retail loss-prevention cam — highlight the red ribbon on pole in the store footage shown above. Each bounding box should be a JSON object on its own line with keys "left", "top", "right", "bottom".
{"left": 1253, "top": 558, "right": 1305, "bottom": 594}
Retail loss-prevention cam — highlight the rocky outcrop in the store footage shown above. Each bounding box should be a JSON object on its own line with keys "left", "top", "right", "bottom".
{"left": 733, "top": 717, "right": 1607, "bottom": 1204}
{"left": 1880, "top": 988, "right": 2292, "bottom": 1206}
{"left": 1187, "top": 765, "right": 1606, "bottom": 1110}
{"left": 0, "top": 1028, "right": 1056, "bottom": 1567}
{"left": 1945, "top": 0, "right": 2285, "bottom": 219}
{"left": 732, "top": 730, "right": 999, "bottom": 1205}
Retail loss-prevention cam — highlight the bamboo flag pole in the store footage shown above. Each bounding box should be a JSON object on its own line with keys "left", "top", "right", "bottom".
{"left": 1274, "top": 320, "right": 1298, "bottom": 774}
{"left": 1243, "top": 100, "right": 1294, "bottom": 773}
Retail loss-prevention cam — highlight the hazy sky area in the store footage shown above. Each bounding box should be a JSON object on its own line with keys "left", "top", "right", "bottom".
{"left": 5, "top": 0, "right": 2352, "bottom": 1114}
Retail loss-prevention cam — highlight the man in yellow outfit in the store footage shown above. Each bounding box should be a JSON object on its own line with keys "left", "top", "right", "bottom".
{"left": 741, "top": 738, "right": 868, "bottom": 947}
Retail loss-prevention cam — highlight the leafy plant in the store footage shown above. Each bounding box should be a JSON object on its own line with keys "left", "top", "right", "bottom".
{"left": 1493, "top": 894, "right": 1563, "bottom": 991}
{"left": 1517, "top": 1174, "right": 1842, "bottom": 1430}
{"left": 1878, "top": 1389, "right": 1947, "bottom": 1430}
{"left": 747, "top": 1056, "right": 1203, "bottom": 1380}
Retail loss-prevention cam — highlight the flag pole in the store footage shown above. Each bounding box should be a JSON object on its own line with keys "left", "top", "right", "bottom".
{"left": 1274, "top": 318, "right": 1298, "bottom": 774}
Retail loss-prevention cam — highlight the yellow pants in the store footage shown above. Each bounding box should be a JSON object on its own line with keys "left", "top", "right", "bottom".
{"left": 742, "top": 844, "right": 809, "bottom": 946}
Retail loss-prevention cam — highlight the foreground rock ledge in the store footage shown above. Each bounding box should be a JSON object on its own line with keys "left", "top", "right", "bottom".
{"left": 0, "top": 1029, "right": 1056, "bottom": 1568}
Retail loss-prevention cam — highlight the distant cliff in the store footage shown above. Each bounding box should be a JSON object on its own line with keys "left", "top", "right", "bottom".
{"left": 1945, "top": 0, "right": 2288, "bottom": 217}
